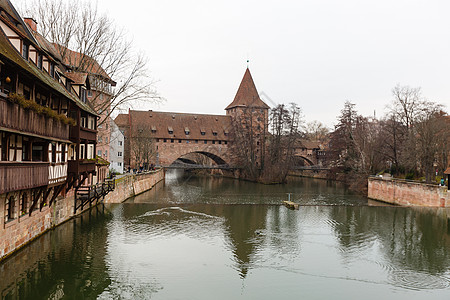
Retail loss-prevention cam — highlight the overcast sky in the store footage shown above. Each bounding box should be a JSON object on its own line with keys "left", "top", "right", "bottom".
{"left": 18, "top": 0, "right": 450, "bottom": 127}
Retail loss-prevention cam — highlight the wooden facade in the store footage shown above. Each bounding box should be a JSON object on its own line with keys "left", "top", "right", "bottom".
{"left": 0, "top": 0, "right": 99, "bottom": 223}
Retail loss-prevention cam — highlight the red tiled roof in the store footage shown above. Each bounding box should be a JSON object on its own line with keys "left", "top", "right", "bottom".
{"left": 64, "top": 71, "right": 88, "bottom": 85}
{"left": 225, "top": 68, "right": 269, "bottom": 110}
{"left": 114, "top": 113, "right": 129, "bottom": 127}
{"left": 53, "top": 44, "right": 116, "bottom": 85}
{"left": 126, "top": 110, "right": 232, "bottom": 141}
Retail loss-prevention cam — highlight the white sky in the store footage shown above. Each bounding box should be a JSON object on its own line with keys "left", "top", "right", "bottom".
{"left": 17, "top": 0, "right": 450, "bottom": 127}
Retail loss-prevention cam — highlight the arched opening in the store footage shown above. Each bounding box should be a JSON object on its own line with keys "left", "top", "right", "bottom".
{"left": 169, "top": 151, "right": 229, "bottom": 169}
{"left": 292, "top": 155, "right": 315, "bottom": 168}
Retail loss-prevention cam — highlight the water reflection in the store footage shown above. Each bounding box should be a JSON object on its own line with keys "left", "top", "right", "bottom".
{"left": 1, "top": 172, "right": 450, "bottom": 299}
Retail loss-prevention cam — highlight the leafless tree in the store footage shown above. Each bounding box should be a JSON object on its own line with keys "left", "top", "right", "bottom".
{"left": 413, "top": 106, "right": 448, "bottom": 182}
{"left": 22, "top": 0, "right": 162, "bottom": 124}
{"left": 328, "top": 101, "right": 385, "bottom": 191}
{"left": 304, "top": 121, "right": 329, "bottom": 142}
{"left": 130, "top": 125, "right": 156, "bottom": 170}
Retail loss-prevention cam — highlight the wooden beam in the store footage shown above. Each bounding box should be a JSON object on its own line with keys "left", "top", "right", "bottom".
{"left": 49, "top": 184, "right": 65, "bottom": 207}
{"left": 29, "top": 187, "right": 44, "bottom": 216}
{"left": 40, "top": 187, "right": 52, "bottom": 211}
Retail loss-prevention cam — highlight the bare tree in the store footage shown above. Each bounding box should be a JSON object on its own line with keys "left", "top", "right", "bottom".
{"left": 414, "top": 106, "right": 448, "bottom": 182}
{"left": 304, "top": 121, "right": 329, "bottom": 142}
{"left": 229, "top": 107, "right": 264, "bottom": 181}
{"left": 328, "top": 101, "right": 384, "bottom": 191}
{"left": 23, "top": 0, "right": 162, "bottom": 124}
{"left": 130, "top": 125, "right": 156, "bottom": 171}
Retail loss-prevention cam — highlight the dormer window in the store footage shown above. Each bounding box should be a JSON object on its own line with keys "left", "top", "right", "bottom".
{"left": 81, "top": 88, "right": 87, "bottom": 103}
{"left": 37, "top": 54, "right": 43, "bottom": 69}
{"left": 50, "top": 64, "right": 55, "bottom": 78}
{"left": 168, "top": 126, "right": 173, "bottom": 134}
{"left": 22, "top": 43, "right": 29, "bottom": 59}
{"left": 224, "top": 129, "right": 229, "bottom": 136}
{"left": 212, "top": 130, "right": 218, "bottom": 136}
{"left": 151, "top": 126, "right": 156, "bottom": 133}
{"left": 200, "top": 128, "right": 206, "bottom": 135}
{"left": 185, "top": 127, "right": 190, "bottom": 135}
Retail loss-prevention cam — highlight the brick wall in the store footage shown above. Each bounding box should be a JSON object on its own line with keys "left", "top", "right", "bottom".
{"left": 368, "top": 177, "right": 449, "bottom": 207}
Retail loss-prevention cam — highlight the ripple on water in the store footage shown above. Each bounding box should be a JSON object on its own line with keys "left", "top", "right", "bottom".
{"left": 120, "top": 207, "right": 224, "bottom": 242}
{"left": 388, "top": 269, "right": 450, "bottom": 290}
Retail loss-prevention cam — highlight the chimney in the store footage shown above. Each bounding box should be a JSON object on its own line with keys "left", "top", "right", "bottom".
{"left": 24, "top": 18, "right": 37, "bottom": 32}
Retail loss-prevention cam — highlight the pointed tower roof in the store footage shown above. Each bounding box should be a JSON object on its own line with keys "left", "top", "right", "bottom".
{"left": 225, "top": 68, "right": 270, "bottom": 110}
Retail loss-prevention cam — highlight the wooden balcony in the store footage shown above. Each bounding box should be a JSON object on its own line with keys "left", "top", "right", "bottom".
{"left": 68, "top": 159, "right": 96, "bottom": 175}
{"left": 69, "top": 126, "right": 97, "bottom": 142}
{"left": 0, "top": 97, "right": 69, "bottom": 141}
{"left": 0, "top": 161, "right": 49, "bottom": 194}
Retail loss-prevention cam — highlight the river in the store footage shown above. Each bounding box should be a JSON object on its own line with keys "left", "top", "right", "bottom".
{"left": 1, "top": 170, "right": 450, "bottom": 299}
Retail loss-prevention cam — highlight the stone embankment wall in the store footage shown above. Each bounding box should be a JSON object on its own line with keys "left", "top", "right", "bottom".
{"left": 104, "top": 169, "right": 165, "bottom": 203}
{"left": 0, "top": 169, "right": 164, "bottom": 261}
{"left": 368, "top": 176, "right": 449, "bottom": 207}
{"left": 0, "top": 193, "right": 75, "bottom": 261}
{"left": 289, "top": 169, "right": 328, "bottom": 179}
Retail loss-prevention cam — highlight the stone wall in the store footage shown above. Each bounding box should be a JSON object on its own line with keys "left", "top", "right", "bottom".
{"left": 368, "top": 177, "right": 449, "bottom": 207}
{"left": 0, "top": 191, "right": 75, "bottom": 260}
{"left": 104, "top": 168, "right": 165, "bottom": 203}
{"left": 0, "top": 168, "right": 164, "bottom": 261}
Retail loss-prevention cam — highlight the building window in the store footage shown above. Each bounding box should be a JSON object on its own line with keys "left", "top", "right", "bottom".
{"left": 171, "top": 139, "right": 174, "bottom": 143}
{"left": 224, "top": 141, "right": 228, "bottom": 145}
{"left": 168, "top": 126, "right": 173, "bottom": 134}
{"left": 50, "top": 63, "right": 55, "bottom": 77}
{"left": 37, "top": 54, "right": 43, "bottom": 69}
{"left": 118, "top": 141, "right": 123, "bottom": 146}
{"left": 212, "top": 141, "right": 216, "bottom": 144}
{"left": 118, "top": 152, "right": 122, "bottom": 157}
{"left": 104, "top": 150, "right": 108, "bottom": 157}
{"left": 20, "top": 193, "right": 28, "bottom": 216}
{"left": 163, "top": 139, "right": 167, "bottom": 143}
{"left": 201, "top": 131, "right": 206, "bottom": 136}
{"left": 61, "top": 144, "right": 66, "bottom": 162}
{"left": 98, "top": 137, "right": 103, "bottom": 143}
{"left": 204, "top": 140, "right": 207, "bottom": 144}
{"left": 6, "top": 196, "right": 15, "bottom": 221}
{"left": 212, "top": 131, "right": 218, "bottom": 136}
{"left": 81, "top": 117, "right": 87, "bottom": 128}
{"left": 80, "top": 144, "right": 86, "bottom": 159}
{"left": 88, "top": 90, "right": 92, "bottom": 97}
{"left": 218, "top": 141, "right": 222, "bottom": 144}
{"left": 98, "top": 124, "right": 103, "bottom": 129}
{"left": 98, "top": 150, "right": 102, "bottom": 156}
{"left": 195, "top": 140, "right": 198, "bottom": 143}
{"left": 118, "top": 162, "right": 122, "bottom": 167}
{"left": 22, "top": 43, "right": 29, "bottom": 59}
{"left": 186, "top": 140, "right": 190, "bottom": 143}
{"left": 105, "top": 137, "right": 108, "bottom": 143}
{"left": 178, "top": 140, "right": 182, "bottom": 143}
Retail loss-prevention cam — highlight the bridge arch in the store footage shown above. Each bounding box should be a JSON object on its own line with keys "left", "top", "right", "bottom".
{"left": 292, "top": 155, "right": 315, "bottom": 167}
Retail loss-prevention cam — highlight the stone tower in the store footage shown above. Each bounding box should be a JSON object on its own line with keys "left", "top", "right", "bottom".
{"left": 225, "top": 68, "right": 270, "bottom": 168}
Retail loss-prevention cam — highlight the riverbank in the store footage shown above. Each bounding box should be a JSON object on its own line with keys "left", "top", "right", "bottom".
{"left": 0, "top": 168, "right": 164, "bottom": 262}
{"left": 368, "top": 176, "right": 449, "bottom": 207}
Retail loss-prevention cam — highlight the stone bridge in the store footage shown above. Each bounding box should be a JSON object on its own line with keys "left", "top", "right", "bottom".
{"left": 114, "top": 67, "right": 325, "bottom": 170}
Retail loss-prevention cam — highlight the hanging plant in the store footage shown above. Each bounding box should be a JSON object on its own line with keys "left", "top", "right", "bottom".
{"left": 7, "top": 93, "right": 76, "bottom": 126}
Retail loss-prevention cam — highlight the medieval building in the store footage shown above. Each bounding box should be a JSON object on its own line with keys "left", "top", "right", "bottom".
{"left": 115, "top": 67, "right": 270, "bottom": 170}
